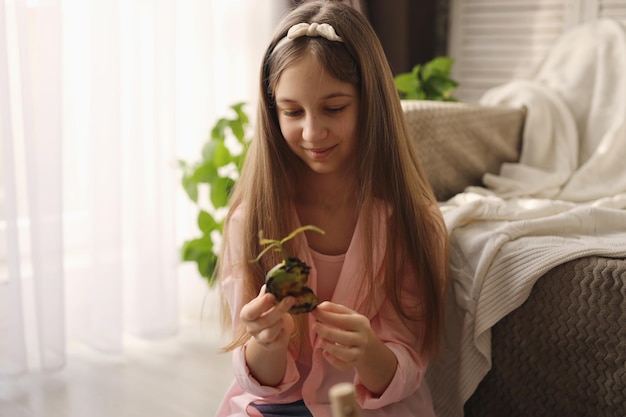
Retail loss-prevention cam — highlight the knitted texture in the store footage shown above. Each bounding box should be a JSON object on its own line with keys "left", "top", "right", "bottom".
{"left": 464, "top": 256, "right": 626, "bottom": 417}
{"left": 401, "top": 100, "right": 526, "bottom": 201}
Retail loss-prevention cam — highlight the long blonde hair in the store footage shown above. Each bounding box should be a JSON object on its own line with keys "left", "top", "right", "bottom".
{"left": 220, "top": 0, "right": 448, "bottom": 359}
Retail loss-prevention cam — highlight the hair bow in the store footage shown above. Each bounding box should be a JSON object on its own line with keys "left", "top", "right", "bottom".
{"left": 286, "top": 22, "right": 343, "bottom": 42}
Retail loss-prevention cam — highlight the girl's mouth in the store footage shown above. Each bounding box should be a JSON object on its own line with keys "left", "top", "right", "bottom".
{"left": 305, "top": 145, "right": 336, "bottom": 160}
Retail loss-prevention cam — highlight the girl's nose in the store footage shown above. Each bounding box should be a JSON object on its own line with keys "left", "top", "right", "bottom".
{"left": 302, "top": 114, "right": 327, "bottom": 143}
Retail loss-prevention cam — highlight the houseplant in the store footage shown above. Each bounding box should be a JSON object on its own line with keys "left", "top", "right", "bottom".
{"left": 394, "top": 56, "right": 458, "bottom": 101}
{"left": 179, "top": 102, "right": 250, "bottom": 286}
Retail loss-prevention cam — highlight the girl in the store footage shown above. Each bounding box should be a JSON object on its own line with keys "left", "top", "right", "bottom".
{"left": 215, "top": 1, "right": 448, "bottom": 416}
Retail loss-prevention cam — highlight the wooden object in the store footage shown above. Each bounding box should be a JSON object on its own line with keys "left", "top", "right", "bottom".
{"left": 329, "top": 383, "right": 362, "bottom": 417}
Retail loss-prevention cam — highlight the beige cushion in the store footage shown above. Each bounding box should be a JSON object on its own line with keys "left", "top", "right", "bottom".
{"left": 401, "top": 100, "right": 526, "bottom": 201}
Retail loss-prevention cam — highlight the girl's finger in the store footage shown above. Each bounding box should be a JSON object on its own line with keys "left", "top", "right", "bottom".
{"left": 312, "top": 302, "right": 360, "bottom": 326}
{"left": 253, "top": 310, "right": 295, "bottom": 348}
{"left": 242, "top": 295, "right": 295, "bottom": 335}
{"left": 254, "top": 318, "right": 284, "bottom": 344}
{"left": 315, "top": 323, "right": 367, "bottom": 348}
{"left": 321, "top": 345, "right": 360, "bottom": 371}
{"left": 240, "top": 292, "right": 276, "bottom": 322}
{"left": 313, "top": 305, "right": 371, "bottom": 339}
{"left": 314, "top": 301, "right": 353, "bottom": 314}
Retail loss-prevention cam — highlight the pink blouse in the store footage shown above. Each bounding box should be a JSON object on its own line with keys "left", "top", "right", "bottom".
{"left": 215, "top": 203, "right": 436, "bottom": 417}
{"left": 309, "top": 248, "right": 344, "bottom": 302}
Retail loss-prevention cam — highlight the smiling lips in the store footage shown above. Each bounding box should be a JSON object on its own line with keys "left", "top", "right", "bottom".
{"left": 304, "top": 145, "right": 336, "bottom": 160}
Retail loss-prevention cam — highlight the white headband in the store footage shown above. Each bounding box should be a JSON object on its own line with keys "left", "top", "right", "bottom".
{"left": 272, "top": 22, "right": 343, "bottom": 54}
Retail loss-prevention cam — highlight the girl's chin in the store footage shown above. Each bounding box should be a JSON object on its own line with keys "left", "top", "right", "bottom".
{"left": 303, "top": 162, "right": 348, "bottom": 177}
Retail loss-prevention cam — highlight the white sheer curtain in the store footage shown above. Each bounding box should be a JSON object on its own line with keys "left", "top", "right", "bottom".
{"left": 0, "top": 0, "right": 287, "bottom": 376}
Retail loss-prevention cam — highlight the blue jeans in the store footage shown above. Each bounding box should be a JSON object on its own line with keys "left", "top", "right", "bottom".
{"left": 249, "top": 399, "right": 313, "bottom": 417}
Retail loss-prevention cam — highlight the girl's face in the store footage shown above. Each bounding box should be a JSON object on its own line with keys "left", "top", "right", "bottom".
{"left": 274, "top": 54, "right": 359, "bottom": 177}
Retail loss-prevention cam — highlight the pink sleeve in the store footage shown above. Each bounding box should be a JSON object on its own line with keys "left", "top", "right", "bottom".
{"left": 220, "top": 210, "right": 301, "bottom": 397}
{"left": 231, "top": 344, "right": 301, "bottom": 397}
{"left": 353, "top": 297, "right": 428, "bottom": 409}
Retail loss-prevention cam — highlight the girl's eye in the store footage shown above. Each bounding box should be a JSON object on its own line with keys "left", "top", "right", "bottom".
{"left": 327, "top": 106, "right": 345, "bottom": 114}
{"left": 282, "top": 110, "right": 302, "bottom": 117}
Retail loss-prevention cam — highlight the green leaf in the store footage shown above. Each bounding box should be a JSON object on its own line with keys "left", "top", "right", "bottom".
{"left": 254, "top": 225, "right": 325, "bottom": 262}
{"left": 197, "top": 210, "right": 219, "bottom": 234}
{"left": 213, "top": 140, "right": 232, "bottom": 167}
{"left": 182, "top": 174, "right": 198, "bottom": 202}
{"left": 210, "top": 176, "right": 235, "bottom": 208}
{"left": 411, "top": 63, "right": 422, "bottom": 77}
{"left": 181, "top": 235, "right": 219, "bottom": 282}
{"left": 202, "top": 139, "right": 217, "bottom": 162}
{"left": 202, "top": 139, "right": 232, "bottom": 168}
{"left": 231, "top": 102, "right": 249, "bottom": 125}
{"left": 424, "top": 76, "right": 458, "bottom": 100}
{"left": 229, "top": 119, "right": 245, "bottom": 142}
{"left": 236, "top": 143, "right": 251, "bottom": 170}
{"left": 211, "top": 118, "right": 229, "bottom": 141}
{"left": 181, "top": 235, "right": 213, "bottom": 262}
{"left": 189, "top": 160, "right": 218, "bottom": 184}
{"left": 394, "top": 72, "right": 419, "bottom": 96}
{"left": 421, "top": 56, "right": 454, "bottom": 80}
{"left": 197, "top": 252, "right": 218, "bottom": 282}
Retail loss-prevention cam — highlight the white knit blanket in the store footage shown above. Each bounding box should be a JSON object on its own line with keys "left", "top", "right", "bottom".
{"left": 426, "top": 19, "right": 626, "bottom": 417}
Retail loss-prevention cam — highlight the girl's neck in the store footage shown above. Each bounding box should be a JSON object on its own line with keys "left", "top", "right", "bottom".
{"left": 294, "top": 171, "right": 360, "bottom": 256}
{"left": 296, "top": 171, "right": 358, "bottom": 208}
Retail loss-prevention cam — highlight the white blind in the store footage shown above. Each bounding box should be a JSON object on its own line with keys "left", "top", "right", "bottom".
{"left": 599, "top": 0, "right": 626, "bottom": 23}
{"left": 448, "top": 0, "right": 626, "bottom": 102}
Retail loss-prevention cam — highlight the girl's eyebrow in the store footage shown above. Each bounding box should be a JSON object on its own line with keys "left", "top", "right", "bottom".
{"left": 276, "top": 92, "right": 354, "bottom": 103}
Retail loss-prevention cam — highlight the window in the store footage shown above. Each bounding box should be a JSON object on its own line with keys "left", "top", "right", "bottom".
{"left": 447, "top": 0, "right": 626, "bottom": 102}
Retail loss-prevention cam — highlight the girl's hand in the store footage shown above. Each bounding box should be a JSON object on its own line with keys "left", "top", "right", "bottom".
{"left": 240, "top": 286, "right": 296, "bottom": 352}
{"left": 311, "top": 301, "right": 375, "bottom": 371}
{"left": 312, "top": 301, "right": 398, "bottom": 395}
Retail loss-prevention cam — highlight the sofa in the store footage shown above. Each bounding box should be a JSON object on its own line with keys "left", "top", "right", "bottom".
{"left": 401, "top": 100, "right": 626, "bottom": 417}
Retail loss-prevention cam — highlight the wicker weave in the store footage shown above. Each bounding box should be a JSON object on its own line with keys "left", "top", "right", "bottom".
{"left": 464, "top": 256, "right": 626, "bottom": 417}
{"left": 401, "top": 100, "right": 526, "bottom": 201}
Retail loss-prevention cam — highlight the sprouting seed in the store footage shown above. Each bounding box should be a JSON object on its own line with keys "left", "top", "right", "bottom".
{"left": 253, "top": 225, "right": 324, "bottom": 314}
